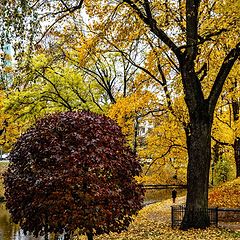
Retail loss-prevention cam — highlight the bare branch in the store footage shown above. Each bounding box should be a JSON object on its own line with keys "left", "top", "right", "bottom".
{"left": 123, "top": 0, "right": 182, "bottom": 59}
{"left": 211, "top": 135, "right": 233, "bottom": 147}
{"left": 36, "top": 0, "right": 84, "bottom": 44}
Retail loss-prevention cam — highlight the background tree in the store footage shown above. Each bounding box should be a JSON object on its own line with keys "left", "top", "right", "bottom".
{"left": 140, "top": 103, "right": 188, "bottom": 185}
{"left": 0, "top": 91, "right": 24, "bottom": 153}
{"left": 4, "top": 111, "right": 144, "bottom": 240}
{"left": 108, "top": 90, "right": 160, "bottom": 153}
{"left": 4, "top": 53, "right": 105, "bottom": 119}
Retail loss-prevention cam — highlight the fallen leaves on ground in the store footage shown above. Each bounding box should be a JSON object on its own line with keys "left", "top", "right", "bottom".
{"left": 76, "top": 197, "right": 239, "bottom": 240}
{"left": 209, "top": 177, "right": 240, "bottom": 208}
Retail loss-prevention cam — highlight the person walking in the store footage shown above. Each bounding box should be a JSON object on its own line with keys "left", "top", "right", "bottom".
{"left": 172, "top": 189, "right": 177, "bottom": 203}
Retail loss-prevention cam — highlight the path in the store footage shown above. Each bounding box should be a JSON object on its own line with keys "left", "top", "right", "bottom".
{"left": 143, "top": 196, "right": 186, "bottom": 223}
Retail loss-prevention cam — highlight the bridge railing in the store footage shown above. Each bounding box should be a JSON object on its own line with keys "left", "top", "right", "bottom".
{"left": 143, "top": 184, "right": 187, "bottom": 190}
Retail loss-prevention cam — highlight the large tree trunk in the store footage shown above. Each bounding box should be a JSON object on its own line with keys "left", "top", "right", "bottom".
{"left": 232, "top": 96, "right": 240, "bottom": 177}
{"left": 86, "top": 232, "right": 93, "bottom": 240}
{"left": 234, "top": 137, "right": 240, "bottom": 177}
{"left": 123, "top": 0, "right": 240, "bottom": 231}
{"left": 181, "top": 110, "right": 212, "bottom": 229}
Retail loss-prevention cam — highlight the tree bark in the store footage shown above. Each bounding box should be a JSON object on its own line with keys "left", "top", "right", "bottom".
{"left": 123, "top": 0, "right": 240, "bottom": 230}
{"left": 87, "top": 232, "right": 93, "bottom": 240}
{"left": 232, "top": 95, "right": 240, "bottom": 177}
{"left": 234, "top": 137, "right": 240, "bottom": 177}
{"left": 180, "top": 103, "right": 212, "bottom": 229}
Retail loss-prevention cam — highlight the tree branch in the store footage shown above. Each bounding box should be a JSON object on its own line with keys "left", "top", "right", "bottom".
{"left": 185, "top": 0, "right": 201, "bottom": 62}
{"left": 144, "top": 144, "right": 186, "bottom": 175}
{"left": 107, "top": 40, "right": 164, "bottom": 85}
{"left": 35, "top": 70, "right": 73, "bottom": 111}
{"left": 208, "top": 42, "right": 240, "bottom": 115}
{"left": 36, "top": 0, "right": 84, "bottom": 44}
{"left": 123, "top": 0, "right": 182, "bottom": 59}
{"left": 211, "top": 135, "right": 233, "bottom": 147}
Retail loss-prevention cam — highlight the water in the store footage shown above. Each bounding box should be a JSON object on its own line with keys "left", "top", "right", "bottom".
{"left": 0, "top": 189, "right": 185, "bottom": 239}
{"left": 0, "top": 204, "right": 44, "bottom": 240}
{"left": 0, "top": 204, "right": 61, "bottom": 240}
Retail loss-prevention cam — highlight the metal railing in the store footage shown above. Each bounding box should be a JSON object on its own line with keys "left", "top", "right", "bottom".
{"left": 171, "top": 205, "right": 218, "bottom": 228}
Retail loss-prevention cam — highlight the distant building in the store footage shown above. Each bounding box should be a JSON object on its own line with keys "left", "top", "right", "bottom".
{"left": 138, "top": 120, "right": 154, "bottom": 137}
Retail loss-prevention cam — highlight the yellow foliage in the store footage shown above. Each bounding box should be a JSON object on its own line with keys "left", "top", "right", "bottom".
{"left": 212, "top": 111, "right": 235, "bottom": 146}
{"left": 3, "top": 66, "right": 13, "bottom": 73}
{"left": 138, "top": 109, "right": 188, "bottom": 184}
{"left": 4, "top": 54, "right": 12, "bottom": 61}
{"left": 107, "top": 90, "right": 158, "bottom": 144}
{"left": 0, "top": 91, "right": 25, "bottom": 152}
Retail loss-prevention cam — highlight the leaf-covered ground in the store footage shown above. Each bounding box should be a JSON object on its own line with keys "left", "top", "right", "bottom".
{"left": 88, "top": 179, "right": 240, "bottom": 239}
{"left": 75, "top": 196, "right": 239, "bottom": 240}
{"left": 209, "top": 177, "right": 240, "bottom": 208}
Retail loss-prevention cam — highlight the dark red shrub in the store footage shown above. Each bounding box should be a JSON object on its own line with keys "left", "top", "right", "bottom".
{"left": 4, "top": 111, "right": 144, "bottom": 239}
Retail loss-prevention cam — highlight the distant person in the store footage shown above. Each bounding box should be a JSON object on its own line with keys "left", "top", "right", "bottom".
{"left": 172, "top": 189, "right": 177, "bottom": 203}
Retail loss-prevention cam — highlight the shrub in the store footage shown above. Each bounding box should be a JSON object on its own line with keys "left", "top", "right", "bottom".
{"left": 215, "top": 157, "right": 231, "bottom": 184}
{"left": 4, "top": 111, "right": 144, "bottom": 239}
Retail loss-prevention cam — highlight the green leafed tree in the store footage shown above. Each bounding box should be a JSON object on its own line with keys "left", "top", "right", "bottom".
{"left": 4, "top": 52, "right": 106, "bottom": 124}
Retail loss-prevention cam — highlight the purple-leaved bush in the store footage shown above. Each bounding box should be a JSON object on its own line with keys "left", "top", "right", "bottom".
{"left": 4, "top": 111, "right": 144, "bottom": 239}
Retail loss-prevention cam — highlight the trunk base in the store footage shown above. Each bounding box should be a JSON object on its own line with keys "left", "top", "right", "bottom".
{"left": 87, "top": 232, "right": 93, "bottom": 240}
{"left": 180, "top": 208, "right": 210, "bottom": 230}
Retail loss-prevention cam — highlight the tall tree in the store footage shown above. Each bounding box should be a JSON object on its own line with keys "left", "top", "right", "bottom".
{"left": 116, "top": 0, "right": 240, "bottom": 229}
{"left": 232, "top": 87, "right": 240, "bottom": 177}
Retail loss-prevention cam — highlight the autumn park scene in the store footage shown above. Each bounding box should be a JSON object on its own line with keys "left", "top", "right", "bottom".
{"left": 0, "top": 0, "right": 239, "bottom": 239}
